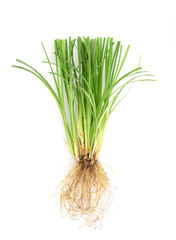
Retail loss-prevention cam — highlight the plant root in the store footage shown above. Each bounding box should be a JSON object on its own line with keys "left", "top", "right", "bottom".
{"left": 58, "top": 158, "right": 112, "bottom": 228}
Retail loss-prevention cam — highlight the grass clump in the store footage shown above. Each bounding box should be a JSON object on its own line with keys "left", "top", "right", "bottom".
{"left": 12, "top": 37, "right": 155, "bottom": 227}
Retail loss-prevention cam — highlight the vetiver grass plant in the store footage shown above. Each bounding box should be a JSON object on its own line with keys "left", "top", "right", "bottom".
{"left": 12, "top": 37, "right": 155, "bottom": 227}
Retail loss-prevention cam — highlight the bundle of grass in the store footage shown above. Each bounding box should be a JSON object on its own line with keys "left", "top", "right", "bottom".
{"left": 12, "top": 37, "right": 154, "bottom": 227}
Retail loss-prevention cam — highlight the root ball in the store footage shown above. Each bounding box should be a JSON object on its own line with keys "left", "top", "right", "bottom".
{"left": 58, "top": 158, "right": 112, "bottom": 227}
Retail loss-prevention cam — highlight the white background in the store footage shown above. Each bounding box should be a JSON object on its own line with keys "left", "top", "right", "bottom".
{"left": 0, "top": 0, "right": 176, "bottom": 239}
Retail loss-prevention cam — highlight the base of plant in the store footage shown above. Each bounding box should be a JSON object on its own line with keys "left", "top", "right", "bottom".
{"left": 58, "top": 153, "right": 112, "bottom": 227}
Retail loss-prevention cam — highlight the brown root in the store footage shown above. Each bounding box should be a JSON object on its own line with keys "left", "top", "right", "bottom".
{"left": 58, "top": 158, "right": 112, "bottom": 227}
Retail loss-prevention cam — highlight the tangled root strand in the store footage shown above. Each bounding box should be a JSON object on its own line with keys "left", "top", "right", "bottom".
{"left": 57, "top": 157, "right": 112, "bottom": 228}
